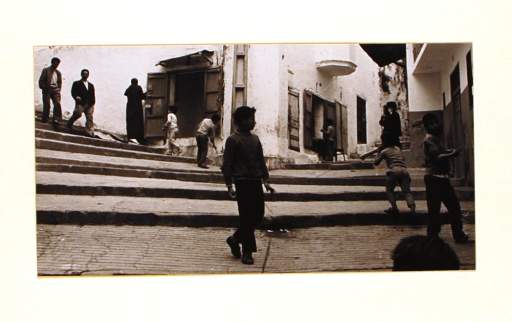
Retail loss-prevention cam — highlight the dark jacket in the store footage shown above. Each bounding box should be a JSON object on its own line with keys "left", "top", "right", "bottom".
{"left": 38, "top": 67, "right": 62, "bottom": 93}
{"left": 71, "top": 80, "right": 96, "bottom": 106}
{"left": 221, "top": 132, "right": 269, "bottom": 185}
{"left": 379, "top": 111, "right": 402, "bottom": 137}
{"left": 423, "top": 133, "right": 451, "bottom": 175}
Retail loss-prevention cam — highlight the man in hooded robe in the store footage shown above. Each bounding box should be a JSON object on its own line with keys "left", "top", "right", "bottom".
{"left": 124, "top": 78, "right": 147, "bottom": 144}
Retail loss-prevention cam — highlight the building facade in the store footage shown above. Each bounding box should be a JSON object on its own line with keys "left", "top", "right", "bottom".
{"left": 34, "top": 44, "right": 387, "bottom": 165}
{"left": 405, "top": 43, "right": 474, "bottom": 185}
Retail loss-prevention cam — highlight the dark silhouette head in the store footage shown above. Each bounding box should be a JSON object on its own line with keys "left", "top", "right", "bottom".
{"left": 422, "top": 113, "right": 442, "bottom": 136}
{"left": 131, "top": 78, "right": 138, "bottom": 86}
{"left": 391, "top": 235, "right": 460, "bottom": 271}
{"left": 233, "top": 106, "right": 256, "bottom": 132}
{"left": 210, "top": 113, "right": 221, "bottom": 124}
{"left": 80, "top": 69, "right": 90, "bottom": 81}
{"left": 384, "top": 101, "right": 398, "bottom": 115}
{"left": 50, "top": 57, "right": 60, "bottom": 69}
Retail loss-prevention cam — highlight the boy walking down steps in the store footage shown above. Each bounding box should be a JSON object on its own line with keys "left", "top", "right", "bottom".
{"left": 222, "top": 106, "right": 275, "bottom": 265}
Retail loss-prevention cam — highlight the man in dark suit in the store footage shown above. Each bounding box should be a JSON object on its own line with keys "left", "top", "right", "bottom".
{"left": 38, "top": 57, "right": 62, "bottom": 126}
{"left": 67, "top": 69, "right": 96, "bottom": 136}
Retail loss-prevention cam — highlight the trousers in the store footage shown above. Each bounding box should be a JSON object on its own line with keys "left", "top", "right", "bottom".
{"left": 386, "top": 167, "right": 415, "bottom": 209}
{"left": 196, "top": 134, "right": 209, "bottom": 166}
{"left": 67, "top": 103, "right": 95, "bottom": 135}
{"left": 233, "top": 179, "right": 265, "bottom": 253}
{"left": 42, "top": 91, "right": 62, "bottom": 123}
{"left": 424, "top": 175, "right": 464, "bottom": 238}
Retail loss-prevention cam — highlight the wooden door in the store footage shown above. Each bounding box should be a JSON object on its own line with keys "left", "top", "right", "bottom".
{"left": 144, "top": 73, "right": 168, "bottom": 139}
{"left": 205, "top": 68, "right": 222, "bottom": 136}
{"left": 450, "top": 64, "right": 465, "bottom": 178}
{"left": 288, "top": 90, "right": 300, "bottom": 151}
{"left": 324, "top": 101, "right": 337, "bottom": 149}
{"left": 336, "top": 102, "right": 348, "bottom": 154}
{"left": 303, "top": 90, "right": 313, "bottom": 149}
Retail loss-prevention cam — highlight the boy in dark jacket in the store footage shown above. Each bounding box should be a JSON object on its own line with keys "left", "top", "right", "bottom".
{"left": 222, "top": 106, "right": 275, "bottom": 265}
{"left": 361, "top": 101, "right": 402, "bottom": 160}
{"left": 422, "top": 113, "right": 469, "bottom": 243}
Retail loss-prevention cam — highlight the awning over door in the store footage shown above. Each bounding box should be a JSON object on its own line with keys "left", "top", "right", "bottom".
{"left": 156, "top": 50, "right": 214, "bottom": 68}
{"left": 359, "top": 44, "right": 406, "bottom": 67}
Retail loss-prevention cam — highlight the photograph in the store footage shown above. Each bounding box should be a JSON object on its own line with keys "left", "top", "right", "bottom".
{"left": 34, "top": 43, "right": 475, "bottom": 275}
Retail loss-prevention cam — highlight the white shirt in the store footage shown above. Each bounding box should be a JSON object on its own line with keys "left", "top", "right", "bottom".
{"left": 196, "top": 118, "right": 215, "bottom": 136}
{"left": 166, "top": 113, "right": 178, "bottom": 130}
{"left": 82, "top": 80, "right": 89, "bottom": 90}
{"left": 50, "top": 70, "right": 58, "bottom": 86}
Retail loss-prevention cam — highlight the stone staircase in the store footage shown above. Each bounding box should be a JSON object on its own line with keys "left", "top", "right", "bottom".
{"left": 35, "top": 120, "right": 475, "bottom": 228}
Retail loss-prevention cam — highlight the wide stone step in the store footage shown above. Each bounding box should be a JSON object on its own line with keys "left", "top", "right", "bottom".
{"left": 36, "top": 128, "right": 167, "bottom": 155}
{"left": 284, "top": 161, "right": 374, "bottom": 170}
{"left": 35, "top": 162, "right": 459, "bottom": 187}
{"left": 36, "top": 195, "right": 475, "bottom": 227}
{"left": 36, "top": 138, "right": 196, "bottom": 164}
{"left": 36, "top": 172, "right": 474, "bottom": 201}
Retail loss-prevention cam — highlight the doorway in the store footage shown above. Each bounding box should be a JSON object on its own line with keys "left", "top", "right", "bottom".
{"left": 449, "top": 64, "right": 465, "bottom": 178}
{"left": 174, "top": 72, "right": 205, "bottom": 137}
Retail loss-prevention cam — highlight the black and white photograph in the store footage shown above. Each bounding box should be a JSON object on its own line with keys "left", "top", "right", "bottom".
{"left": 34, "top": 43, "right": 475, "bottom": 274}
{"left": 2, "top": 0, "right": 512, "bottom": 321}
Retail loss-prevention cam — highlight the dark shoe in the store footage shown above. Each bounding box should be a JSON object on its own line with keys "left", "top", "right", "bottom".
{"left": 226, "top": 236, "right": 241, "bottom": 259}
{"left": 198, "top": 164, "right": 209, "bottom": 169}
{"left": 66, "top": 122, "right": 73, "bottom": 130}
{"left": 454, "top": 232, "right": 469, "bottom": 244}
{"left": 242, "top": 252, "right": 254, "bottom": 265}
{"left": 384, "top": 207, "right": 399, "bottom": 216}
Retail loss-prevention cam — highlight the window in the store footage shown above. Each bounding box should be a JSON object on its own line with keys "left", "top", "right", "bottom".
{"left": 357, "top": 96, "right": 367, "bottom": 144}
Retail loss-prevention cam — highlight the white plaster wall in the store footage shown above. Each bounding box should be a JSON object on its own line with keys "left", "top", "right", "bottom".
{"left": 406, "top": 43, "right": 472, "bottom": 111}
{"left": 338, "top": 46, "right": 382, "bottom": 154}
{"left": 271, "top": 44, "right": 382, "bottom": 157}
{"left": 34, "top": 45, "right": 225, "bottom": 135}
{"left": 440, "top": 44, "right": 472, "bottom": 105}
{"left": 380, "top": 63, "right": 409, "bottom": 135}
{"left": 246, "top": 44, "right": 281, "bottom": 156}
{"left": 220, "top": 45, "right": 234, "bottom": 144}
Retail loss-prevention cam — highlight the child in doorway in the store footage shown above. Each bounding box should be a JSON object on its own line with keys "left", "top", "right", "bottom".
{"left": 163, "top": 106, "right": 181, "bottom": 156}
{"left": 320, "top": 119, "right": 336, "bottom": 162}
{"left": 422, "top": 113, "right": 469, "bottom": 243}
{"left": 374, "top": 133, "right": 416, "bottom": 215}
{"left": 222, "top": 106, "right": 275, "bottom": 265}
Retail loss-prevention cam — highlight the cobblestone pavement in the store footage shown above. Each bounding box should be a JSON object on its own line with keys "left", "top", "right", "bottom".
{"left": 37, "top": 224, "right": 475, "bottom": 275}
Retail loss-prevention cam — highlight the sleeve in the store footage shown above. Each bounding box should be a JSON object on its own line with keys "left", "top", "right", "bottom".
{"left": 258, "top": 138, "right": 269, "bottom": 180}
{"left": 124, "top": 87, "right": 129, "bottom": 97}
{"left": 424, "top": 137, "right": 441, "bottom": 160}
{"left": 71, "top": 82, "right": 78, "bottom": 100}
{"left": 57, "top": 71, "right": 62, "bottom": 89}
{"left": 90, "top": 84, "right": 96, "bottom": 105}
{"left": 393, "top": 114, "right": 402, "bottom": 136}
{"left": 379, "top": 115, "right": 386, "bottom": 127}
{"left": 374, "top": 151, "right": 384, "bottom": 165}
{"left": 208, "top": 120, "right": 215, "bottom": 141}
{"left": 38, "top": 69, "right": 46, "bottom": 90}
{"left": 221, "top": 137, "right": 235, "bottom": 185}
{"left": 138, "top": 86, "right": 146, "bottom": 100}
